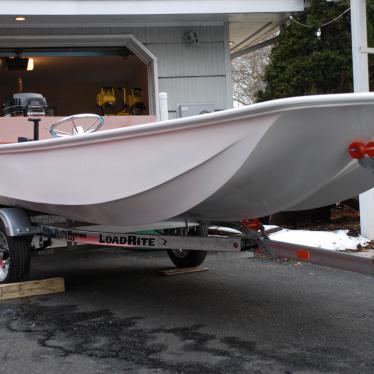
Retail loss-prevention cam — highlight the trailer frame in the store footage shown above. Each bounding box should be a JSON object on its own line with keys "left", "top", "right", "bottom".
{"left": 0, "top": 207, "right": 373, "bottom": 283}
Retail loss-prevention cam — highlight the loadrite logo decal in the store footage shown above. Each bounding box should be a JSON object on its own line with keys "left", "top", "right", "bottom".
{"left": 99, "top": 234, "right": 164, "bottom": 247}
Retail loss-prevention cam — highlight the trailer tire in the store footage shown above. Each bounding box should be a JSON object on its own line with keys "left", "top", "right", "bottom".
{"left": 166, "top": 224, "right": 208, "bottom": 268}
{"left": 167, "top": 249, "right": 207, "bottom": 268}
{"left": 0, "top": 224, "right": 31, "bottom": 284}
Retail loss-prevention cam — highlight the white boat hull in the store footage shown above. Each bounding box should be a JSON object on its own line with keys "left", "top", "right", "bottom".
{"left": 0, "top": 93, "right": 373, "bottom": 225}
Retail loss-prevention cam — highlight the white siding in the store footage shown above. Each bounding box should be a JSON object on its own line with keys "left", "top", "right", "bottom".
{"left": 159, "top": 76, "right": 228, "bottom": 115}
{"left": 131, "top": 26, "right": 225, "bottom": 44}
{"left": 141, "top": 25, "right": 229, "bottom": 116}
{"left": 0, "top": 26, "right": 224, "bottom": 43}
{"left": 147, "top": 43, "right": 226, "bottom": 77}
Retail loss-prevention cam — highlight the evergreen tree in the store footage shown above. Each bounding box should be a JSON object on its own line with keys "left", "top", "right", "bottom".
{"left": 256, "top": 0, "right": 374, "bottom": 102}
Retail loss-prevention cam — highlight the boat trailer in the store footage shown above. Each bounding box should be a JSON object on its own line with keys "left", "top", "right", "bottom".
{"left": 0, "top": 207, "right": 373, "bottom": 284}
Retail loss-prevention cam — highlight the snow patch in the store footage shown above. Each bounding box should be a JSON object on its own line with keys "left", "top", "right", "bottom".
{"left": 269, "top": 228, "right": 369, "bottom": 251}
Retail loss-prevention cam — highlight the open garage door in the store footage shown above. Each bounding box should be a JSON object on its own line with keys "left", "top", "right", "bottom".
{"left": 0, "top": 47, "right": 150, "bottom": 116}
{"left": 0, "top": 35, "right": 159, "bottom": 121}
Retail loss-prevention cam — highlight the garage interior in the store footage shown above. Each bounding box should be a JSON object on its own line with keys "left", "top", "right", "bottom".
{"left": 0, "top": 47, "right": 149, "bottom": 117}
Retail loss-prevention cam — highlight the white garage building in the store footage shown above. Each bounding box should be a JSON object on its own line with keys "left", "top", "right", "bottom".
{"left": 0, "top": 0, "right": 306, "bottom": 119}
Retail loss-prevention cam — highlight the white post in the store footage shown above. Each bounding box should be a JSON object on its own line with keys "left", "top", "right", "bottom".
{"left": 351, "top": 0, "right": 374, "bottom": 238}
{"left": 159, "top": 92, "right": 168, "bottom": 121}
{"left": 351, "top": 0, "right": 369, "bottom": 92}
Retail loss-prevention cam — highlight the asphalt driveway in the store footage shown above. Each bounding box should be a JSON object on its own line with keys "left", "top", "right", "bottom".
{"left": 0, "top": 248, "right": 373, "bottom": 374}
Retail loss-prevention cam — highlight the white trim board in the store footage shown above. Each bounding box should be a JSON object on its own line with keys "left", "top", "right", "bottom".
{"left": 0, "top": 1, "right": 305, "bottom": 15}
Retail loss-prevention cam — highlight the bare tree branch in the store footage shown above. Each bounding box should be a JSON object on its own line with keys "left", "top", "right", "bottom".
{"left": 232, "top": 45, "right": 272, "bottom": 106}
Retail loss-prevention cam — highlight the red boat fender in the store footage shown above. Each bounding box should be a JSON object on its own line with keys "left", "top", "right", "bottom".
{"left": 348, "top": 141, "right": 366, "bottom": 159}
{"left": 365, "top": 141, "right": 374, "bottom": 157}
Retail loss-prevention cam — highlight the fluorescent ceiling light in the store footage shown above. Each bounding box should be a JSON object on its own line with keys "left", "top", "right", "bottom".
{"left": 14, "top": 16, "right": 26, "bottom": 22}
{"left": 27, "top": 58, "right": 34, "bottom": 71}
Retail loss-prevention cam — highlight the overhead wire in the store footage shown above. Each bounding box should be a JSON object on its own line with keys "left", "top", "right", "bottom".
{"left": 289, "top": 7, "right": 351, "bottom": 29}
{"left": 288, "top": 6, "right": 351, "bottom": 39}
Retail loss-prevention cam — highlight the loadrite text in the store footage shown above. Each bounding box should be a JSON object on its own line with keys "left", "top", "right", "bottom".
{"left": 99, "top": 234, "right": 156, "bottom": 246}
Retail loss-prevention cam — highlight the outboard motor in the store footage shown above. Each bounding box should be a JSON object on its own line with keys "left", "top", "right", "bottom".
{"left": 2, "top": 93, "right": 48, "bottom": 117}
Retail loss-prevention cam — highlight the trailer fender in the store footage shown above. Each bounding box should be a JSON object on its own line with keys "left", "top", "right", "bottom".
{"left": 0, "top": 208, "right": 35, "bottom": 237}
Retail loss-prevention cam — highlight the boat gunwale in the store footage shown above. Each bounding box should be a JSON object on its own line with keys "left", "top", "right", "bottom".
{"left": 0, "top": 92, "right": 373, "bottom": 154}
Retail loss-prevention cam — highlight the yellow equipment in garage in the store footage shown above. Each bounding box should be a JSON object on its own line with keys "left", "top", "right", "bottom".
{"left": 96, "top": 87, "right": 145, "bottom": 115}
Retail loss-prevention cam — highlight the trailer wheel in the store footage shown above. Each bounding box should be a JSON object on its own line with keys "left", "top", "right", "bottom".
{"left": 167, "top": 249, "right": 207, "bottom": 268}
{"left": 166, "top": 224, "right": 208, "bottom": 268}
{"left": 0, "top": 224, "right": 31, "bottom": 284}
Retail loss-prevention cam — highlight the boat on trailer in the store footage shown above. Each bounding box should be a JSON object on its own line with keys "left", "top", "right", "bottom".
{"left": 0, "top": 93, "right": 374, "bottom": 225}
{"left": 0, "top": 92, "right": 374, "bottom": 283}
